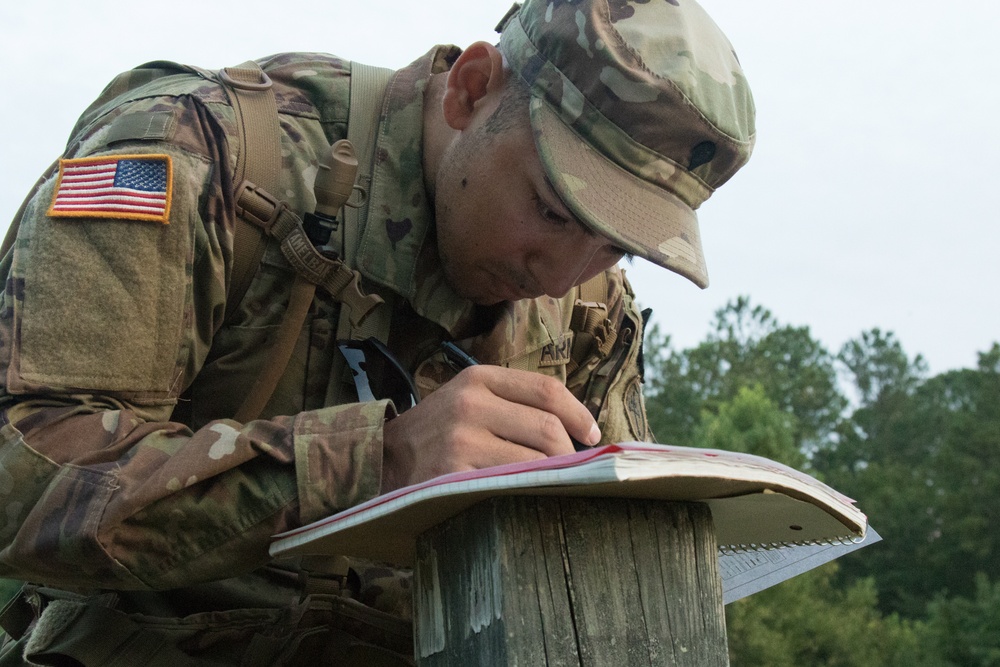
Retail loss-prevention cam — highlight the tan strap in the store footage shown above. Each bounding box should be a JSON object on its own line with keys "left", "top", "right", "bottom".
{"left": 335, "top": 63, "right": 395, "bottom": 354}
{"left": 235, "top": 184, "right": 384, "bottom": 326}
{"left": 329, "top": 63, "right": 395, "bottom": 404}
{"left": 234, "top": 275, "right": 316, "bottom": 423}
{"left": 218, "top": 61, "right": 283, "bottom": 322}
{"left": 230, "top": 184, "right": 384, "bottom": 422}
{"left": 215, "top": 60, "right": 286, "bottom": 422}
{"left": 226, "top": 61, "right": 393, "bottom": 418}
{"left": 577, "top": 270, "right": 609, "bottom": 306}
{"left": 567, "top": 272, "right": 617, "bottom": 375}
{"left": 341, "top": 63, "right": 394, "bottom": 273}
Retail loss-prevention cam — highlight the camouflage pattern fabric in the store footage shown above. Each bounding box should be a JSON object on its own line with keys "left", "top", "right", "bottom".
{"left": 0, "top": 40, "right": 651, "bottom": 664}
{"left": 499, "top": 0, "right": 756, "bottom": 288}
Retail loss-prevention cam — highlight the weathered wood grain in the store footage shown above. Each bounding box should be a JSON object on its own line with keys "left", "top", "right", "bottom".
{"left": 414, "top": 497, "right": 728, "bottom": 666}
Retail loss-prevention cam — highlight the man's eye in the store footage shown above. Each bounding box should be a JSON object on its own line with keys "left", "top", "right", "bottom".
{"left": 535, "top": 196, "right": 569, "bottom": 226}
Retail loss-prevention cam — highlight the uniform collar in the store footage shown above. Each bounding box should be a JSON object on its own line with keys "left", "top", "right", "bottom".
{"left": 354, "top": 45, "right": 484, "bottom": 339}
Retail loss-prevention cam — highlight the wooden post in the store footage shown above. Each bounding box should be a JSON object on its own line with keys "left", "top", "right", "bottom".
{"left": 413, "top": 496, "right": 728, "bottom": 666}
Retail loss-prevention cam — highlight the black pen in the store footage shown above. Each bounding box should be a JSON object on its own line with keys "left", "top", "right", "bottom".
{"left": 441, "top": 341, "right": 480, "bottom": 371}
{"left": 440, "top": 341, "right": 591, "bottom": 452}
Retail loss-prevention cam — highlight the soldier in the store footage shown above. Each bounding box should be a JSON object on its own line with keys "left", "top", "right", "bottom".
{"left": 0, "top": 0, "right": 753, "bottom": 664}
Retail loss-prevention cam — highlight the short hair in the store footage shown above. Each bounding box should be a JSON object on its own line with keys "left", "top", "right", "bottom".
{"left": 482, "top": 71, "right": 532, "bottom": 136}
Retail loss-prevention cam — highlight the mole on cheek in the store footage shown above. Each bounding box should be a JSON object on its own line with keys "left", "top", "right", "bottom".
{"left": 461, "top": 177, "right": 468, "bottom": 189}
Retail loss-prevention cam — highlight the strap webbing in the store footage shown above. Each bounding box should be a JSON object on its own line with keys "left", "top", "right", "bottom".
{"left": 336, "top": 63, "right": 395, "bottom": 346}
{"left": 228, "top": 188, "right": 383, "bottom": 422}
{"left": 341, "top": 63, "right": 393, "bottom": 273}
{"left": 234, "top": 275, "right": 315, "bottom": 423}
{"left": 567, "top": 272, "right": 616, "bottom": 375}
{"left": 230, "top": 189, "right": 384, "bottom": 324}
{"left": 220, "top": 61, "right": 283, "bottom": 323}
{"left": 322, "top": 63, "right": 395, "bottom": 406}
{"left": 224, "top": 60, "right": 392, "bottom": 419}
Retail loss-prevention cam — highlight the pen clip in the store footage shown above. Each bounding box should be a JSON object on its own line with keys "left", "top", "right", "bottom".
{"left": 441, "top": 341, "right": 479, "bottom": 371}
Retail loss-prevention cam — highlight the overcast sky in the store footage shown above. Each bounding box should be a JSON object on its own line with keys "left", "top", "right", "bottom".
{"left": 1, "top": 1, "right": 996, "bottom": 376}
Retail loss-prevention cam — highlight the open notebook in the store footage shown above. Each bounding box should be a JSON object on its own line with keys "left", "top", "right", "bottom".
{"left": 271, "top": 442, "right": 878, "bottom": 602}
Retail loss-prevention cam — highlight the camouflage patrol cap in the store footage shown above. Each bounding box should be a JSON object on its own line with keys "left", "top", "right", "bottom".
{"left": 497, "top": 0, "right": 755, "bottom": 288}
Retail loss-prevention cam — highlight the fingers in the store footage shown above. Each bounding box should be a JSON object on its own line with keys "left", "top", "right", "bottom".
{"left": 452, "top": 365, "right": 601, "bottom": 450}
{"left": 382, "top": 401, "right": 550, "bottom": 492}
{"left": 380, "top": 364, "right": 602, "bottom": 492}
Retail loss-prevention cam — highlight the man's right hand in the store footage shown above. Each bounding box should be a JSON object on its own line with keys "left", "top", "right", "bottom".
{"left": 380, "top": 365, "right": 601, "bottom": 492}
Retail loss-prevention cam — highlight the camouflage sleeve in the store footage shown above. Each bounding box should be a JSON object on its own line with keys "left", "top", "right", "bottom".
{"left": 0, "top": 95, "right": 387, "bottom": 591}
{"left": 566, "top": 266, "right": 653, "bottom": 444}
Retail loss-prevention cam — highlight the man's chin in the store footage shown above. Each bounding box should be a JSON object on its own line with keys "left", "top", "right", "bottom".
{"left": 445, "top": 281, "right": 502, "bottom": 306}
{"left": 468, "top": 285, "right": 545, "bottom": 305}
{"left": 443, "top": 267, "right": 536, "bottom": 305}
{"left": 468, "top": 292, "right": 509, "bottom": 307}
{"left": 445, "top": 274, "right": 508, "bottom": 305}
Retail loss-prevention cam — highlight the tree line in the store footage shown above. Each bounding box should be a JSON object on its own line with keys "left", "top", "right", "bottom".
{"left": 642, "top": 296, "right": 1000, "bottom": 666}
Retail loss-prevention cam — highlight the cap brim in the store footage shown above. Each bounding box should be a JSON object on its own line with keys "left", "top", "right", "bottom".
{"left": 531, "top": 102, "right": 710, "bottom": 289}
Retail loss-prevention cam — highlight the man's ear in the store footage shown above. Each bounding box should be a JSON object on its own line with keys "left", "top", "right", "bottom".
{"left": 442, "top": 42, "right": 507, "bottom": 131}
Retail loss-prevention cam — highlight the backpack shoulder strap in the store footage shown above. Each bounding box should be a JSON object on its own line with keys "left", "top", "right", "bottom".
{"left": 217, "top": 61, "right": 284, "bottom": 322}
{"left": 568, "top": 271, "right": 617, "bottom": 375}
{"left": 215, "top": 60, "right": 302, "bottom": 422}
{"left": 337, "top": 62, "right": 395, "bottom": 343}
{"left": 341, "top": 63, "right": 392, "bottom": 268}
{"left": 228, "top": 61, "right": 394, "bottom": 420}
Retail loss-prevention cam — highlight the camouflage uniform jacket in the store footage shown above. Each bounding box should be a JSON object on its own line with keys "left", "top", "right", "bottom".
{"left": 0, "top": 45, "right": 650, "bottom": 660}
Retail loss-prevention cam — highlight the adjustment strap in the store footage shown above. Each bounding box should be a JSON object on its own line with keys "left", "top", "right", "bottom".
{"left": 236, "top": 183, "right": 383, "bottom": 327}
{"left": 567, "top": 273, "right": 617, "bottom": 374}
{"left": 334, "top": 63, "right": 395, "bottom": 368}
{"left": 233, "top": 274, "right": 315, "bottom": 423}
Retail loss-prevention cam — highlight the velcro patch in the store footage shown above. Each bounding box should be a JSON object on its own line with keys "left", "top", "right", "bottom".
{"left": 47, "top": 154, "right": 172, "bottom": 223}
{"left": 539, "top": 335, "right": 573, "bottom": 367}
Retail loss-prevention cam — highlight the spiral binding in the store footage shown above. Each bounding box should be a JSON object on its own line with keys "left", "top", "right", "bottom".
{"left": 717, "top": 533, "right": 865, "bottom": 556}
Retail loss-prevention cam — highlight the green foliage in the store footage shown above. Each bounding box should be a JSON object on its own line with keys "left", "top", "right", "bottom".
{"left": 838, "top": 328, "right": 928, "bottom": 406}
{"left": 816, "top": 338, "right": 1000, "bottom": 616}
{"left": 645, "top": 297, "right": 844, "bottom": 454}
{"left": 642, "top": 324, "right": 704, "bottom": 447}
{"left": 641, "top": 300, "right": 1000, "bottom": 664}
{"left": 924, "top": 574, "right": 1000, "bottom": 666}
{"left": 727, "top": 565, "right": 928, "bottom": 667}
{"left": 692, "top": 384, "right": 805, "bottom": 470}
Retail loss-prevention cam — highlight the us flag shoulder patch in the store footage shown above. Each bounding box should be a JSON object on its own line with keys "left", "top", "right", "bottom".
{"left": 47, "top": 154, "right": 173, "bottom": 224}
